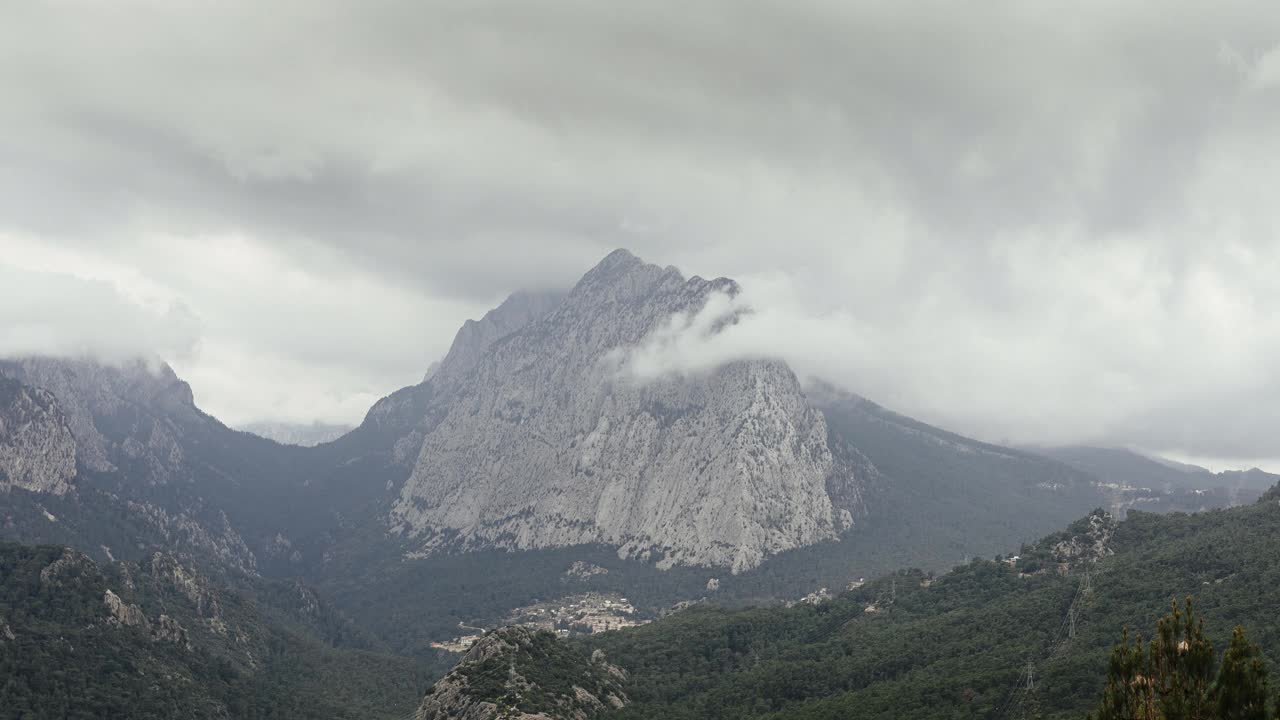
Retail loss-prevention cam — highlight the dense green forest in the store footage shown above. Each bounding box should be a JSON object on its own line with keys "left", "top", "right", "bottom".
{"left": 0, "top": 543, "right": 432, "bottom": 719}
{"left": 1086, "top": 598, "right": 1276, "bottom": 719}
{"left": 575, "top": 492, "right": 1280, "bottom": 719}
{"left": 8, "top": 483, "right": 1280, "bottom": 718}
{"left": 418, "top": 626, "right": 627, "bottom": 719}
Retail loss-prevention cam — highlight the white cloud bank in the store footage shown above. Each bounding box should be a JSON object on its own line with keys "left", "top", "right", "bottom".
{"left": 4, "top": 0, "right": 1280, "bottom": 464}
{"left": 614, "top": 258, "right": 1280, "bottom": 470}
{"left": 0, "top": 258, "right": 200, "bottom": 364}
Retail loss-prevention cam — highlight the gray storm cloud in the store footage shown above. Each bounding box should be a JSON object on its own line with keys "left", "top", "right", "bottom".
{"left": 0, "top": 262, "right": 200, "bottom": 363}
{"left": 2, "top": 0, "right": 1279, "bottom": 463}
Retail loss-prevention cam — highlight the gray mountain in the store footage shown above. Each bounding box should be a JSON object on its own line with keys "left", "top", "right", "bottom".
{"left": 0, "top": 357, "right": 293, "bottom": 573}
{"left": 801, "top": 386, "right": 1107, "bottom": 576}
{"left": 428, "top": 288, "right": 568, "bottom": 386}
{"left": 0, "top": 249, "right": 1254, "bottom": 600}
{"left": 1032, "top": 445, "right": 1273, "bottom": 508}
{"left": 239, "top": 421, "right": 353, "bottom": 447}
{"left": 1033, "top": 446, "right": 1213, "bottom": 492}
{"left": 0, "top": 357, "right": 197, "bottom": 483}
{"left": 391, "top": 250, "right": 867, "bottom": 572}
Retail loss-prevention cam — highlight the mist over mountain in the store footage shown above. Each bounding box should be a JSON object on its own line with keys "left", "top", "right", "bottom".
{"left": 1031, "top": 445, "right": 1277, "bottom": 508}
{"left": 2, "top": 251, "right": 1262, "bottom": 578}
{"left": 2, "top": 248, "right": 1277, "bottom": 719}
{"left": 239, "top": 421, "right": 354, "bottom": 447}
{"left": 7, "top": 1, "right": 1280, "bottom": 715}
{"left": 391, "top": 250, "right": 863, "bottom": 572}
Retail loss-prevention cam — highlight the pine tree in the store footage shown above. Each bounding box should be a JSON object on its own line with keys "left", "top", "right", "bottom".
{"left": 1151, "top": 598, "right": 1215, "bottom": 719}
{"left": 1088, "top": 599, "right": 1273, "bottom": 720}
{"left": 1214, "top": 626, "right": 1268, "bottom": 720}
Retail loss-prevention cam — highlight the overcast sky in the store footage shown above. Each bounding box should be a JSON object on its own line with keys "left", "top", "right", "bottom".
{"left": 3, "top": 0, "right": 1280, "bottom": 469}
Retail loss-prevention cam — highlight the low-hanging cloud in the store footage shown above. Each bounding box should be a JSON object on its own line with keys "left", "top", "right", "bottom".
{"left": 3, "top": 0, "right": 1280, "bottom": 463}
{"left": 613, "top": 261, "right": 1280, "bottom": 469}
{"left": 0, "top": 261, "right": 201, "bottom": 364}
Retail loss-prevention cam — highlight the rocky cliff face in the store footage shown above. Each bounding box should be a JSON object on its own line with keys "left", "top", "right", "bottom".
{"left": 394, "top": 250, "right": 866, "bottom": 572}
{"left": 414, "top": 626, "right": 627, "bottom": 720}
{"left": 429, "top": 288, "right": 568, "bottom": 386}
{"left": 0, "top": 357, "right": 269, "bottom": 572}
{"left": 0, "top": 357, "right": 196, "bottom": 484}
{"left": 0, "top": 376, "right": 76, "bottom": 495}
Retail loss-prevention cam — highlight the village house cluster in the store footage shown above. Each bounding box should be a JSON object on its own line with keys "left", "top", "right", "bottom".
{"left": 430, "top": 592, "right": 648, "bottom": 653}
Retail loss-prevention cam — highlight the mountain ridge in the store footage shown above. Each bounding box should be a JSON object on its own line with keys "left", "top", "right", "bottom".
{"left": 1, "top": 247, "right": 1262, "bottom": 656}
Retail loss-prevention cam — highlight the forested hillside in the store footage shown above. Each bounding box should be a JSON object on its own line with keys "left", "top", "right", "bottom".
{"left": 0, "top": 543, "right": 431, "bottom": 719}
{"left": 568, "top": 491, "right": 1280, "bottom": 719}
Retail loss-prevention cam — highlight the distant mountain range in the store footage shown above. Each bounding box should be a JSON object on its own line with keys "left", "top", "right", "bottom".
{"left": 239, "top": 421, "right": 354, "bottom": 447}
{"left": 2, "top": 248, "right": 1273, "bottom": 692}
{"left": 1031, "top": 445, "right": 1272, "bottom": 508}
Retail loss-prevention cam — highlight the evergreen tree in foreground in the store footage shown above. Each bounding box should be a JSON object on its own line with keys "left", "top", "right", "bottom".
{"left": 1088, "top": 598, "right": 1272, "bottom": 720}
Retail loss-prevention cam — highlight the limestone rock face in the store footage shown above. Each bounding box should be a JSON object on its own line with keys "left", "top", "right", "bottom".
{"left": 394, "top": 250, "right": 865, "bottom": 572}
{"left": 103, "top": 587, "right": 191, "bottom": 647}
{"left": 1051, "top": 511, "right": 1117, "bottom": 564}
{"left": 430, "top": 288, "right": 568, "bottom": 386}
{"left": 103, "top": 589, "right": 149, "bottom": 628}
{"left": 0, "top": 357, "right": 196, "bottom": 483}
{"left": 363, "top": 289, "right": 568, "bottom": 469}
{"left": 0, "top": 376, "right": 76, "bottom": 495}
{"left": 0, "top": 357, "right": 264, "bottom": 572}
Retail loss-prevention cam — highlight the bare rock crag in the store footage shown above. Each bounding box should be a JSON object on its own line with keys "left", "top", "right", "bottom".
{"left": 393, "top": 250, "right": 867, "bottom": 572}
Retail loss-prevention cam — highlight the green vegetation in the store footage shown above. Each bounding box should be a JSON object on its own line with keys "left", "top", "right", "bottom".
{"left": 448, "top": 628, "right": 624, "bottom": 717}
{"left": 1089, "top": 600, "right": 1273, "bottom": 720}
{"left": 0, "top": 543, "right": 431, "bottom": 719}
{"left": 9, "top": 481, "right": 1280, "bottom": 719}
{"left": 568, "top": 496, "right": 1280, "bottom": 719}
{"left": 308, "top": 391, "right": 1120, "bottom": 656}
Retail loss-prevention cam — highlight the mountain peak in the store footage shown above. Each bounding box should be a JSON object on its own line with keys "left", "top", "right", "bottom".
{"left": 392, "top": 250, "right": 852, "bottom": 572}
{"left": 430, "top": 288, "right": 567, "bottom": 386}
{"left": 595, "top": 247, "right": 643, "bottom": 272}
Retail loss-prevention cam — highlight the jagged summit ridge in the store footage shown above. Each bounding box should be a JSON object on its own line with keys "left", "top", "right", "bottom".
{"left": 430, "top": 288, "right": 568, "bottom": 387}
{"left": 393, "top": 250, "right": 861, "bottom": 572}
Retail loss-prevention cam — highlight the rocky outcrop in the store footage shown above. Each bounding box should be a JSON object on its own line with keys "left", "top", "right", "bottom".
{"left": 103, "top": 588, "right": 149, "bottom": 628}
{"left": 39, "top": 547, "right": 96, "bottom": 587}
{"left": 0, "top": 376, "right": 76, "bottom": 495}
{"left": 126, "top": 503, "right": 258, "bottom": 575}
{"left": 564, "top": 561, "right": 609, "bottom": 581}
{"left": 102, "top": 585, "right": 193, "bottom": 649}
{"left": 1051, "top": 511, "right": 1116, "bottom": 564}
{"left": 394, "top": 250, "right": 865, "bottom": 572}
{"left": 150, "top": 553, "right": 222, "bottom": 619}
{"left": 414, "top": 626, "right": 627, "bottom": 720}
